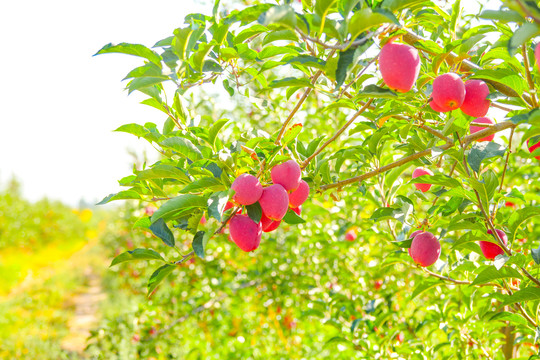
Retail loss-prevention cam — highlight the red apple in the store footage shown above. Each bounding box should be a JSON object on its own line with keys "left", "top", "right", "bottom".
{"left": 479, "top": 229, "right": 507, "bottom": 260}
{"left": 379, "top": 41, "right": 420, "bottom": 93}
{"left": 271, "top": 160, "right": 302, "bottom": 192}
{"left": 288, "top": 180, "right": 310, "bottom": 208}
{"left": 345, "top": 230, "right": 357, "bottom": 242}
{"left": 374, "top": 280, "right": 383, "bottom": 290}
{"left": 527, "top": 138, "right": 540, "bottom": 160}
{"left": 409, "top": 232, "right": 441, "bottom": 267}
{"left": 231, "top": 173, "right": 263, "bottom": 205}
{"left": 259, "top": 184, "right": 289, "bottom": 220}
{"left": 460, "top": 80, "right": 490, "bottom": 117}
{"left": 229, "top": 214, "right": 262, "bottom": 252}
{"left": 470, "top": 117, "right": 495, "bottom": 142}
{"left": 431, "top": 73, "right": 466, "bottom": 111}
{"left": 408, "top": 230, "right": 424, "bottom": 257}
{"left": 429, "top": 100, "right": 449, "bottom": 113}
{"left": 412, "top": 167, "right": 434, "bottom": 193}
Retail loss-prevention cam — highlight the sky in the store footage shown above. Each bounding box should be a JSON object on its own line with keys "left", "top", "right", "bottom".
{"left": 0, "top": 0, "right": 502, "bottom": 207}
{"left": 0, "top": 0, "right": 214, "bottom": 206}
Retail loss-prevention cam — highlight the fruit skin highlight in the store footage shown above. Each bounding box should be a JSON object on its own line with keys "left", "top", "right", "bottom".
{"left": 431, "top": 73, "right": 466, "bottom": 111}
{"left": 460, "top": 80, "right": 490, "bottom": 117}
{"left": 288, "top": 180, "right": 310, "bottom": 208}
{"left": 408, "top": 230, "right": 423, "bottom": 256}
{"left": 231, "top": 173, "right": 263, "bottom": 205}
{"left": 479, "top": 229, "right": 507, "bottom": 260}
{"left": 412, "top": 167, "right": 434, "bottom": 193}
{"left": 345, "top": 230, "right": 357, "bottom": 242}
{"left": 259, "top": 184, "right": 289, "bottom": 221}
{"left": 469, "top": 117, "right": 495, "bottom": 142}
{"left": 409, "top": 232, "right": 441, "bottom": 267}
{"left": 528, "top": 138, "right": 540, "bottom": 160}
{"left": 229, "top": 214, "right": 262, "bottom": 252}
{"left": 379, "top": 41, "right": 420, "bottom": 93}
{"left": 536, "top": 43, "right": 540, "bottom": 69}
{"left": 271, "top": 160, "right": 302, "bottom": 192}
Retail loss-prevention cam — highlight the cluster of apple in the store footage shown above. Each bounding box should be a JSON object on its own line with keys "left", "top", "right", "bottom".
{"left": 227, "top": 160, "right": 310, "bottom": 252}
{"left": 380, "top": 38, "right": 540, "bottom": 159}
{"left": 378, "top": 39, "right": 515, "bottom": 266}
{"left": 408, "top": 228, "right": 507, "bottom": 267}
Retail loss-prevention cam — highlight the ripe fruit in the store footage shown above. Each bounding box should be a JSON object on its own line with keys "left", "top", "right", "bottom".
{"left": 429, "top": 100, "right": 449, "bottom": 113}
{"left": 231, "top": 174, "right": 263, "bottom": 205}
{"left": 505, "top": 201, "right": 516, "bottom": 208}
{"left": 431, "top": 73, "right": 466, "bottom": 111}
{"left": 479, "top": 229, "right": 507, "bottom": 260}
{"left": 345, "top": 230, "right": 357, "bottom": 241}
{"left": 396, "top": 332, "right": 404, "bottom": 343}
{"left": 408, "top": 230, "right": 423, "bottom": 256}
{"left": 260, "top": 212, "right": 281, "bottom": 232}
{"left": 374, "top": 280, "right": 383, "bottom": 290}
{"left": 200, "top": 215, "right": 207, "bottom": 225}
{"left": 291, "top": 206, "right": 301, "bottom": 215}
{"left": 536, "top": 43, "right": 540, "bottom": 69}
{"left": 469, "top": 117, "right": 495, "bottom": 142}
{"left": 409, "top": 232, "right": 441, "bottom": 267}
{"left": 527, "top": 138, "right": 540, "bottom": 160}
{"left": 379, "top": 41, "right": 420, "bottom": 92}
{"left": 259, "top": 184, "right": 289, "bottom": 220}
{"left": 288, "top": 180, "right": 310, "bottom": 208}
{"left": 460, "top": 80, "right": 490, "bottom": 117}
{"left": 412, "top": 167, "right": 434, "bottom": 193}
{"left": 271, "top": 160, "right": 302, "bottom": 191}
{"left": 229, "top": 214, "right": 262, "bottom": 252}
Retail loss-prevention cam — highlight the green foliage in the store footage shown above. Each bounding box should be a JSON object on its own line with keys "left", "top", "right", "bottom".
{"left": 95, "top": 0, "right": 540, "bottom": 357}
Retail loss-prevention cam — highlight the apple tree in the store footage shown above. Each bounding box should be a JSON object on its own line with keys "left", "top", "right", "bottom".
{"left": 96, "top": 0, "right": 540, "bottom": 358}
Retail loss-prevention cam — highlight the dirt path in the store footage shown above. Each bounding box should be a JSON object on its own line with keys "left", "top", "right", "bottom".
{"left": 61, "top": 266, "right": 106, "bottom": 354}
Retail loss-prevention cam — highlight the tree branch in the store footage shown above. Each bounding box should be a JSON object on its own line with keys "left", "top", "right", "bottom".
{"left": 319, "top": 121, "right": 516, "bottom": 191}
{"left": 301, "top": 99, "right": 374, "bottom": 169}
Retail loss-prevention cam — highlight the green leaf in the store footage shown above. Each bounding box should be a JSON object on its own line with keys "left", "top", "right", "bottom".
{"left": 136, "top": 165, "right": 189, "bottom": 183}
{"left": 471, "top": 266, "right": 522, "bottom": 286}
{"left": 110, "top": 248, "right": 165, "bottom": 267}
{"left": 355, "top": 84, "right": 397, "bottom": 99}
{"left": 502, "top": 286, "right": 540, "bottom": 306}
{"left": 96, "top": 190, "right": 141, "bottom": 205}
{"left": 258, "top": 5, "right": 297, "bottom": 30}
{"left": 282, "top": 123, "right": 303, "bottom": 145}
{"left": 207, "top": 191, "right": 230, "bottom": 222}
{"left": 160, "top": 137, "right": 203, "bottom": 161}
{"left": 114, "top": 123, "right": 148, "bottom": 138}
{"left": 94, "top": 43, "right": 162, "bottom": 66}
{"left": 149, "top": 218, "right": 175, "bottom": 247}
{"left": 180, "top": 177, "right": 225, "bottom": 194}
{"left": 479, "top": 9, "right": 523, "bottom": 23}
{"left": 348, "top": 8, "right": 393, "bottom": 42}
{"left": 192, "top": 231, "right": 209, "bottom": 259}
{"left": 507, "top": 206, "right": 540, "bottom": 241}
{"left": 381, "top": 0, "right": 424, "bottom": 11}
{"left": 133, "top": 216, "right": 152, "bottom": 229}
{"left": 246, "top": 202, "right": 263, "bottom": 223}
{"left": 127, "top": 76, "right": 168, "bottom": 94}
{"left": 151, "top": 194, "right": 207, "bottom": 223}
{"left": 282, "top": 208, "right": 306, "bottom": 224}
{"left": 488, "top": 311, "right": 529, "bottom": 327}
{"left": 147, "top": 264, "right": 176, "bottom": 296}
{"left": 208, "top": 119, "right": 229, "bottom": 150}
{"left": 467, "top": 142, "right": 506, "bottom": 173}
{"left": 334, "top": 41, "right": 372, "bottom": 89}
{"left": 286, "top": 55, "right": 327, "bottom": 70}
{"left": 269, "top": 77, "right": 314, "bottom": 89}
{"left": 411, "top": 279, "right": 440, "bottom": 300}
{"left": 338, "top": 0, "right": 359, "bottom": 18}
{"left": 532, "top": 244, "right": 540, "bottom": 265}
{"left": 410, "top": 174, "right": 461, "bottom": 188}
{"left": 508, "top": 23, "right": 540, "bottom": 55}
{"left": 262, "top": 30, "right": 298, "bottom": 45}
{"left": 471, "top": 69, "right": 528, "bottom": 97}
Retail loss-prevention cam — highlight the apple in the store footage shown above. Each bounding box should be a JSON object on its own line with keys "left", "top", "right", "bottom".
{"left": 469, "top": 117, "right": 495, "bottom": 142}
{"left": 409, "top": 231, "right": 441, "bottom": 267}
{"left": 231, "top": 173, "right": 263, "bottom": 205}
{"left": 412, "top": 167, "right": 434, "bottom": 192}
{"left": 288, "top": 180, "right": 310, "bottom": 208}
{"left": 271, "top": 160, "right": 302, "bottom": 192}
{"left": 345, "top": 230, "right": 357, "bottom": 241}
{"left": 479, "top": 229, "right": 507, "bottom": 260}
{"left": 229, "top": 214, "right": 262, "bottom": 252}
{"left": 460, "top": 80, "right": 490, "bottom": 117}
{"left": 259, "top": 184, "right": 289, "bottom": 220}
{"left": 431, "top": 73, "right": 466, "bottom": 111}
{"left": 527, "top": 137, "right": 540, "bottom": 160}
{"left": 379, "top": 41, "right": 420, "bottom": 93}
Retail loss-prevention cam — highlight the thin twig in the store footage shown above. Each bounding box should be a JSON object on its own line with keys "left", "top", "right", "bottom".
{"left": 301, "top": 99, "right": 374, "bottom": 168}
{"left": 522, "top": 44, "right": 538, "bottom": 108}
